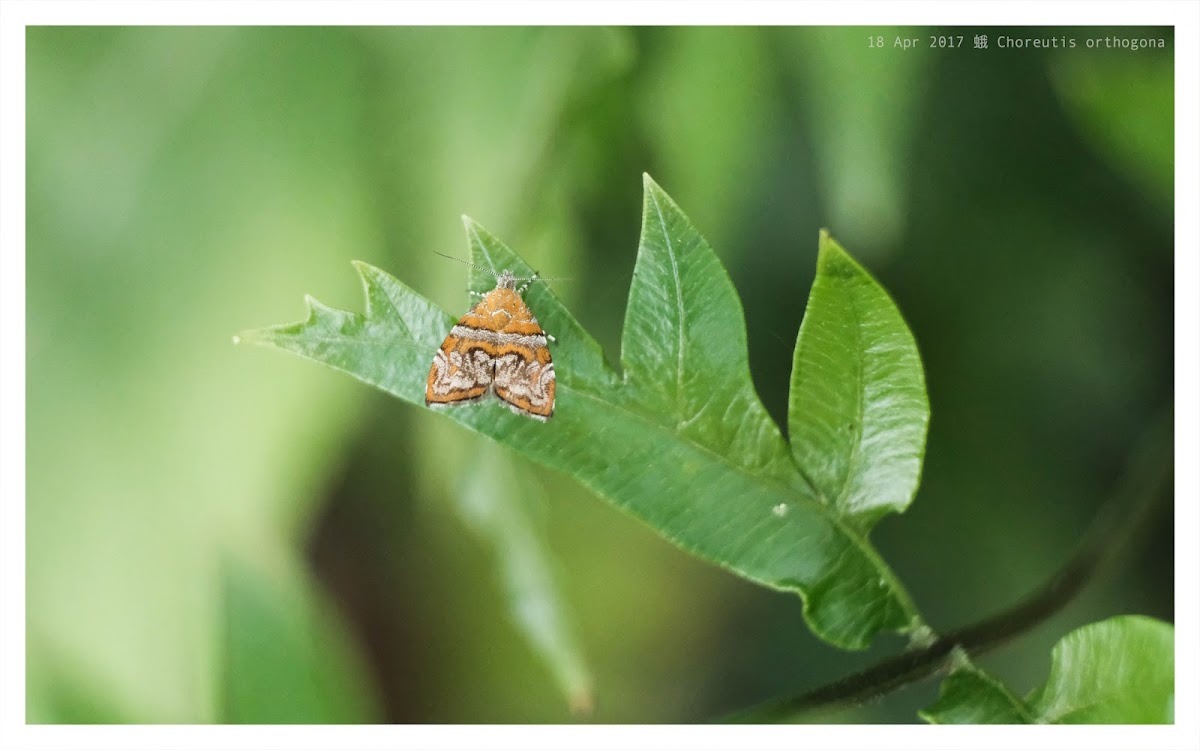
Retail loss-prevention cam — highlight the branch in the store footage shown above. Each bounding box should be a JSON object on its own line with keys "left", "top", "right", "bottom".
{"left": 723, "top": 409, "right": 1173, "bottom": 723}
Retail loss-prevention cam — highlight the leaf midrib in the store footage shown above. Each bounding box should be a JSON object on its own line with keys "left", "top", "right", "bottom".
{"left": 833, "top": 279, "right": 867, "bottom": 516}
{"left": 646, "top": 188, "right": 688, "bottom": 426}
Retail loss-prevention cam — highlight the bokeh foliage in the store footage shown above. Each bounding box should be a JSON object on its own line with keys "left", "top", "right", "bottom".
{"left": 26, "top": 26, "right": 1172, "bottom": 723}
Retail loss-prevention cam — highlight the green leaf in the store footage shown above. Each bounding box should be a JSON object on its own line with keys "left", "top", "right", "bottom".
{"left": 457, "top": 445, "right": 594, "bottom": 714}
{"left": 240, "top": 175, "right": 924, "bottom": 649}
{"left": 788, "top": 231, "right": 930, "bottom": 526}
{"left": 922, "top": 616, "right": 1175, "bottom": 724}
{"left": 621, "top": 178, "right": 800, "bottom": 486}
{"left": 920, "top": 652, "right": 1036, "bottom": 724}
{"left": 220, "top": 557, "right": 376, "bottom": 723}
{"left": 1028, "top": 615, "right": 1175, "bottom": 724}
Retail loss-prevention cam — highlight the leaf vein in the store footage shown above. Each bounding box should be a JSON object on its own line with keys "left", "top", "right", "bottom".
{"left": 647, "top": 188, "right": 687, "bottom": 425}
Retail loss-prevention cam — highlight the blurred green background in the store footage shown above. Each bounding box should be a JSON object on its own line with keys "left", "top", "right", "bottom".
{"left": 26, "top": 26, "right": 1173, "bottom": 723}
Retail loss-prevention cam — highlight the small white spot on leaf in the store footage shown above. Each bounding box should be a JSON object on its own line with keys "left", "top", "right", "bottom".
{"left": 772, "top": 503, "right": 789, "bottom": 517}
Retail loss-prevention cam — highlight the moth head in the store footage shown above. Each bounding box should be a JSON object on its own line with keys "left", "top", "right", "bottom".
{"left": 431, "top": 251, "right": 563, "bottom": 292}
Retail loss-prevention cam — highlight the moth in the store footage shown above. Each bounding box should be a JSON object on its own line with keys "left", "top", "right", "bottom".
{"left": 425, "top": 265, "right": 555, "bottom": 421}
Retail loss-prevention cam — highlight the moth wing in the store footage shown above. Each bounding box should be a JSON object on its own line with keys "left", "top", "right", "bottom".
{"left": 425, "top": 312, "right": 495, "bottom": 407}
{"left": 492, "top": 346, "right": 555, "bottom": 421}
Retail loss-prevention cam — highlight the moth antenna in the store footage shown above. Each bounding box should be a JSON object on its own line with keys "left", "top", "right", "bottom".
{"left": 517, "top": 273, "right": 537, "bottom": 294}
{"left": 432, "top": 250, "right": 501, "bottom": 279}
{"left": 516, "top": 272, "right": 572, "bottom": 293}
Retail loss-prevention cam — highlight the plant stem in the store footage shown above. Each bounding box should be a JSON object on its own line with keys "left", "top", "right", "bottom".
{"left": 722, "top": 409, "right": 1173, "bottom": 724}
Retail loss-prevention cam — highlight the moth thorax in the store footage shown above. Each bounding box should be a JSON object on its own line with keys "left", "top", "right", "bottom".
{"left": 496, "top": 270, "right": 517, "bottom": 289}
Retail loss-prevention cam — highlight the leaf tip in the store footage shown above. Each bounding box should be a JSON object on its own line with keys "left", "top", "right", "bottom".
{"left": 232, "top": 325, "right": 278, "bottom": 348}
{"left": 349, "top": 259, "right": 377, "bottom": 287}
{"left": 641, "top": 171, "right": 667, "bottom": 201}
{"left": 640, "top": 173, "right": 685, "bottom": 226}
{"left": 815, "top": 228, "right": 862, "bottom": 277}
{"left": 816, "top": 227, "right": 841, "bottom": 256}
{"left": 300, "top": 293, "right": 337, "bottom": 323}
{"left": 462, "top": 216, "right": 496, "bottom": 259}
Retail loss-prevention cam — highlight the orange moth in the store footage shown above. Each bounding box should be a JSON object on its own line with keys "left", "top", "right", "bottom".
{"left": 425, "top": 267, "right": 555, "bottom": 421}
